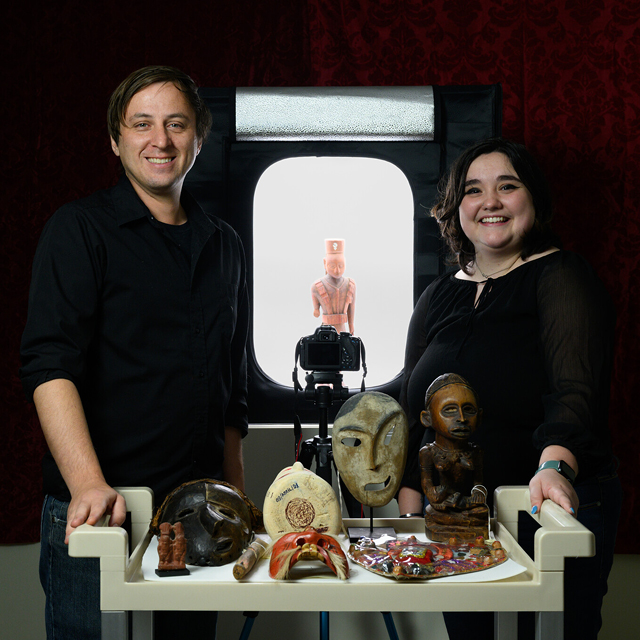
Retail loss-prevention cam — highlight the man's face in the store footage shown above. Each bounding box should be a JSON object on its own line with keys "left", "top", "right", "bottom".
{"left": 422, "top": 385, "right": 481, "bottom": 441}
{"left": 333, "top": 392, "right": 408, "bottom": 508}
{"left": 110, "top": 81, "right": 201, "bottom": 201}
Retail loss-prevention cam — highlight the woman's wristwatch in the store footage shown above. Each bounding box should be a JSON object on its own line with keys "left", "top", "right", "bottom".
{"left": 535, "top": 460, "right": 576, "bottom": 484}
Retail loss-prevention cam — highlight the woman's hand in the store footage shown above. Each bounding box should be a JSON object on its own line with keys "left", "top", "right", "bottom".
{"left": 530, "top": 445, "right": 579, "bottom": 517}
{"left": 529, "top": 470, "right": 578, "bottom": 517}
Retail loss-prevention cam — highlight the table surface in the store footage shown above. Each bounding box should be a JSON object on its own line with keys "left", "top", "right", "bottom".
{"left": 68, "top": 486, "right": 594, "bottom": 614}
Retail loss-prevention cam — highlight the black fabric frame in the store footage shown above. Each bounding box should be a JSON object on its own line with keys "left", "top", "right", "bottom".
{"left": 185, "top": 85, "right": 502, "bottom": 424}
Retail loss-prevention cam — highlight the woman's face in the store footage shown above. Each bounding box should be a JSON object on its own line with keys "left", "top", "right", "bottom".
{"left": 458, "top": 152, "right": 535, "bottom": 258}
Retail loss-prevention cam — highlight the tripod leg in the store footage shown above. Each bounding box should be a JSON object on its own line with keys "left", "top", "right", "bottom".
{"left": 320, "top": 611, "right": 330, "bottom": 640}
{"left": 381, "top": 612, "right": 400, "bottom": 640}
{"left": 238, "top": 612, "right": 259, "bottom": 640}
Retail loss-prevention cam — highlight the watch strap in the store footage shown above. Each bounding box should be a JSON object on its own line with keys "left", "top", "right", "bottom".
{"left": 535, "top": 460, "right": 576, "bottom": 484}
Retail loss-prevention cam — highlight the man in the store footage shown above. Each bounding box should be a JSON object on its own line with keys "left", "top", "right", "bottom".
{"left": 20, "top": 66, "right": 248, "bottom": 638}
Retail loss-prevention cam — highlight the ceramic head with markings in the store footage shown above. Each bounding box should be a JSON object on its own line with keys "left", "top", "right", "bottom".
{"left": 333, "top": 392, "right": 408, "bottom": 507}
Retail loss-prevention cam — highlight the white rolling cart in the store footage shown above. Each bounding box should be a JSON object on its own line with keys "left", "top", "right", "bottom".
{"left": 69, "top": 486, "right": 594, "bottom": 640}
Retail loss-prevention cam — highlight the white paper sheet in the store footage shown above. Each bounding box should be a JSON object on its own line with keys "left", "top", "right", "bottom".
{"left": 142, "top": 532, "right": 527, "bottom": 584}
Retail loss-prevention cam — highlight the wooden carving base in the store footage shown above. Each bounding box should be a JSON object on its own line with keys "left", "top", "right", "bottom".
{"left": 155, "top": 568, "right": 191, "bottom": 577}
{"left": 425, "top": 505, "right": 489, "bottom": 542}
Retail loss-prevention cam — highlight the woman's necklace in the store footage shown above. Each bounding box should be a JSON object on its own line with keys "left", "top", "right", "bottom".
{"left": 475, "top": 254, "right": 520, "bottom": 279}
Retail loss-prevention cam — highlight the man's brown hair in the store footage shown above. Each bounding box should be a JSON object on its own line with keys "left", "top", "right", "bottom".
{"left": 107, "top": 65, "right": 212, "bottom": 144}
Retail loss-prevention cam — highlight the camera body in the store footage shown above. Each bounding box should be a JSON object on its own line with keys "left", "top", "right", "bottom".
{"left": 298, "top": 325, "right": 361, "bottom": 372}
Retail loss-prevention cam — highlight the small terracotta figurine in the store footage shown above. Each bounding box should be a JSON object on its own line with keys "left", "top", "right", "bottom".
{"left": 311, "top": 239, "right": 356, "bottom": 334}
{"left": 156, "top": 522, "right": 190, "bottom": 576}
{"left": 157, "top": 522, "right": 173, "bottom": 567}
{"left": 419, "top": 373, "right": 489, "bottom": 542}
{"left": 172, "top": 521, "right": 187, "bottom": 566}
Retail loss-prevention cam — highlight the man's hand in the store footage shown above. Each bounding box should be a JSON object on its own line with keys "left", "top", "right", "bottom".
{"left": 65, "top": 482, "right": 127, "bottom": 544}
{"left": 33, "top": 379, "right": 127, "bottom": 542}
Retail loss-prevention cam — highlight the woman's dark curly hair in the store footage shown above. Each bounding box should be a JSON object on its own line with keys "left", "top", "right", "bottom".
{"left": 431, "top": 138, "right": 558, "bottom": 273}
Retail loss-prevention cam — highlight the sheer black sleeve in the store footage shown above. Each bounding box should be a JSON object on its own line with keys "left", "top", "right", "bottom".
{"left": 534, "top": 252, "right": 615, "bottom": 477}
{"left": 399, "top": 283, "right": 435, "bottom": 492}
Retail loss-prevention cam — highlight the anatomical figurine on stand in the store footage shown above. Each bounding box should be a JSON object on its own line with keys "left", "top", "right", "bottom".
{"left": 420, "top": 373, "right": 489, "bottom": 542}
{"left": 311, "top": 239, "right": 356, "bottom": 334}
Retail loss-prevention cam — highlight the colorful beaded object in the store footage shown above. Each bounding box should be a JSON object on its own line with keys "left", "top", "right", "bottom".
{"left": 348, "top": 534, "right": 507, "bottom": 580}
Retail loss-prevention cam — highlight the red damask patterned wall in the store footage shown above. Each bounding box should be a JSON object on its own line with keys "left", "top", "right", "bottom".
{"left": 3, "top": 1, "right": 638, "bottom": 550}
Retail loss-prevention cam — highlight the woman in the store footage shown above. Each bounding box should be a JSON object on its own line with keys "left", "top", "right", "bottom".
{"left": 398, "top": 138, "right": 621, "bottom": 640}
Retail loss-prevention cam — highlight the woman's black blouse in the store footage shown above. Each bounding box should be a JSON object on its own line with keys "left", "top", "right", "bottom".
{"left": 400, "top": 251, "right": 615, "bottom": 496}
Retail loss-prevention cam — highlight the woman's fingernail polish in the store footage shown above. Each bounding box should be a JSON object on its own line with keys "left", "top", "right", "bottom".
{"left": 531, "top": 506, "right": 538, "bottom": 515}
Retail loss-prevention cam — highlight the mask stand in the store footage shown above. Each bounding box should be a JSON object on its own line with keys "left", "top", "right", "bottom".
{"left": 290, "top": 369, "right": 399, "bottom": 640}
{"left": 347, "top": 506, "right": 396, "bottom": 544}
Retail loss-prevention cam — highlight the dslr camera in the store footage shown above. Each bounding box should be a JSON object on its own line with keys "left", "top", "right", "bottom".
{"left": 298, "top": 325, "right": 361, "bottom": 372}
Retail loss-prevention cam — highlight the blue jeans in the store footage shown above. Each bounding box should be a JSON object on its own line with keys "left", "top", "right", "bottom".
{"left": 40, "top": 495, "right": 218, "bottom": 640}
{"left": 442, "top": 462, "right": 623, "bottom": 640}
{"left": 40, "top": 495, "right": 101, "bottom": 640}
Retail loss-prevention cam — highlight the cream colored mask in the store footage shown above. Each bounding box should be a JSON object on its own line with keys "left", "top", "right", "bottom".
{"left": 332, "top": 392, "right": 408, "bottom": 508}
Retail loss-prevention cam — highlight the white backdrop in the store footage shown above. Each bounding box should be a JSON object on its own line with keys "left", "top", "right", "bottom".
{"left": 253, "top": 156, "right": 414, "bottom": 389}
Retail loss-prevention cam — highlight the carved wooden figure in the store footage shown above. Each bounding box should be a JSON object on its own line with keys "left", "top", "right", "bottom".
{"left": 419, "top": 373, "right": 489, "bottom": 542}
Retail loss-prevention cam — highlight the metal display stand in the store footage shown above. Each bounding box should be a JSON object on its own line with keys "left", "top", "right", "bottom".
{"left": 69, "top": 486, "right": 594, "bottom": 640}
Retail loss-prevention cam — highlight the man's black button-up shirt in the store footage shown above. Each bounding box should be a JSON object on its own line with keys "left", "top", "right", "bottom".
{"left": 20, "top": 176, "right": 249, "bottom": 503}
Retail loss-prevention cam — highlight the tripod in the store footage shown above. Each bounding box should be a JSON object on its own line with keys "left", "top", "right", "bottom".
{"left": 297, "top": 370, "right": 348, "bottom": 487}
{"left": 294, "top": 371, "right": 399, "bottom": 640}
